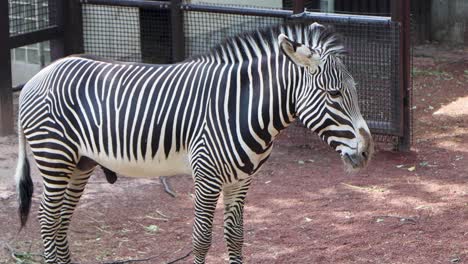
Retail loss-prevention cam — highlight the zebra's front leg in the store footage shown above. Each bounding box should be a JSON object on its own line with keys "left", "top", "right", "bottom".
{"left": 223, "top": 177, "right": 252, "bottom": 264}
{"left": 55, "top": 167, "right": 93, "bottom": 263}
{"left": 192, "top": 179, "right": 221, "bottom": 264}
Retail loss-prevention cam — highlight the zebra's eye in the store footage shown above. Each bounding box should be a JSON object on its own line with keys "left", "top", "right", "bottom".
{"left": 328, "top": 90, "right": 342, "bottom": 98}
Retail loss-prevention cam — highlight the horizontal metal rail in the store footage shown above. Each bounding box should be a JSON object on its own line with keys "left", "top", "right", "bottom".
{"left": 367, "top": 121, "right": 401, "bottom": 136}
{"left": 80, "top": 0, "right": 170, "bottom": 9}
{"left": 299, "top": 11, "right": 392, "bottom": 25}
{"left": 181, "top": 3, "right": 292, "bottom": 18}
{"left": 181, "top": 4, "right": 392, "bottom": 24}
{"left": 9, "top": 26, "right": 63, "bottom": 49}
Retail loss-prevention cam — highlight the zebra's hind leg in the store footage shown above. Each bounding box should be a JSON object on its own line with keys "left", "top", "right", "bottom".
{"left": 37, "top": 166, "right": 72, "bottom": 263}
{"left": 55, "top": 166, "right": 94, "bottom": 263}
{"left": 192, "top": 179, "right": 222, "bottom": 264}
{"left": 38, "top": 155, "right": 94, "bottom": 264}
{"left": 222, "top": 177, "right": 252, "bottom": 264}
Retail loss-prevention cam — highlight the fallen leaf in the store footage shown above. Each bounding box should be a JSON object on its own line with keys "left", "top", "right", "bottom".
{"left": 419, "top": 161, "right": 429, "bottom": 167}
{"left": 376, "top": 218, "right": 385, "bottom": 223}
{"left": 298, "top": 160, "right": 305, "bottom": 165}
{"left": 396, "top": 165, "right": 405, "bottom": 168}
{"left": 407, "top": 166, "right": 416, "bottom": 172}
{"left": 145, "top": 225, "right": 159, "bottom": 233}
{"left": 305, "top": 217, "right": 312, "bottom": 222}
{"left": 415, "top": 205, "right": 432, "bottom": 210}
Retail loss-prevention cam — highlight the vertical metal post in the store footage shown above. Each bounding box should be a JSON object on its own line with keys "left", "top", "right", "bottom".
{"left": 392, "top": 0, "right": 411, "bottom": 151}
{"left": 140, "top": 1, "right": 172, "bottom": 64}
{"left": 63, "top": 0, "right": 84, "bottom": 55}
{"left": 293, "top": 0, "right": 305, "bottom": 13}
{"left": 50, "top": 0, "right": 65, "bottom": 61}
{"left": 0, "top": 0, "right": 14, "bottom": 136}
{"left": 171, "top": 0, "right": 185, "bottom": 62}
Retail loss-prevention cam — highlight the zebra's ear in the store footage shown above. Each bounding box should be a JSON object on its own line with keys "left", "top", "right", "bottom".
{"left": 278, "top": 34, "right": 321, "bottom": 69}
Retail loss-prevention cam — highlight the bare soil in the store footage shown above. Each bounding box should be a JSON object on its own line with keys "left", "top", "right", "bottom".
{"left": 1, "top": 45, "right": 467, "bottom": 264}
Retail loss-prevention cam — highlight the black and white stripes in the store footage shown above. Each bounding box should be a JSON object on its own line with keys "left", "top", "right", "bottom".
{"left": 15, "top": 22, "right": 372, "bottom": 264}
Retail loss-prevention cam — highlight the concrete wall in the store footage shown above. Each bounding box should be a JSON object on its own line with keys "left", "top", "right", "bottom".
{"left": 431, "top": 0, "right": 468, "bottom": 45}
{"left": 11, "top": 61, "right": 41, "bottom": 87}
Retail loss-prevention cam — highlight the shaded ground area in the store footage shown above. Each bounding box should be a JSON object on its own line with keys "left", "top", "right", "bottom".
{"left": 1, "top": 45, "right": 467, "bottom": 264}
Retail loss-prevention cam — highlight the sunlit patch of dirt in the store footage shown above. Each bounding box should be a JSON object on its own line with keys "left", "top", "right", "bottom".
{"left": 434, "top": 95, "right": 468, "bottom": 117}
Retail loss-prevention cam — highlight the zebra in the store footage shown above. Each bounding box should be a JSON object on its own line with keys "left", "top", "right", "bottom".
{"left": 14, "top": 22, "right": 373, "bottom": 264}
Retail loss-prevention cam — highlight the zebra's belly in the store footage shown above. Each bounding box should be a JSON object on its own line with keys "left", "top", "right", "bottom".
{"left": 84, "top": 151, "right": 192, "bottom": 178}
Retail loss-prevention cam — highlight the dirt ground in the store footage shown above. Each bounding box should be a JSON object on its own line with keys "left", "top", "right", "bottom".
{"left": 0, "top": 45, "right": 467, "bottom": 264}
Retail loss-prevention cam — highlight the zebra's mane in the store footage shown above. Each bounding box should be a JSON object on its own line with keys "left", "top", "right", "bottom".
{"left": 187, "top": 22, "right": 347, "bottom": 63}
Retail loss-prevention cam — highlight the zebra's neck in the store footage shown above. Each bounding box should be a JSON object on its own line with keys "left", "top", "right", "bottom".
{"left": 189, "top": 46, "right": 299, "bottom": 147}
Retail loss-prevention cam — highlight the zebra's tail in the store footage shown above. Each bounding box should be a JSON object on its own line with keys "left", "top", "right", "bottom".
{"left": 15, "top": 121, "right": 32, "bottom": 229}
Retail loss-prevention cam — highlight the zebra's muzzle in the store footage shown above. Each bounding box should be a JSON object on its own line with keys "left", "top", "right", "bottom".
{"left": 342, "top": 152, "right": 367, "bottom": 170}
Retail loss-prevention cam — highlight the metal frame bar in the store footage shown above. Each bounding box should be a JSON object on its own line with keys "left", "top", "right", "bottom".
{"left": 81, "top": 0, "right": 170, "bottom": 10}
{"left": 293, "top": 0, "right": 305, "bottom": 14}
{"left": 180, "top": 3, "right": 292, "bottom": 18}
{"left": 300, "top": 11, "right": 391, "bottom": 24}
{"left": 64, "top": 0, "right": 84, "bottom": 55}
{"left": 50, "top": 0, "right": 66, "bottom": 61}
{"left": 9, "top": 26, "right": 63, "bottom": 49}
{"left": 0, "top": 0, "right": 14, "bottom": 136}
{"left": 171, "top": 0, "right": 185, "bottom": 62}
{"left": 391, "top": 0, "right": 411, "bottom": 151}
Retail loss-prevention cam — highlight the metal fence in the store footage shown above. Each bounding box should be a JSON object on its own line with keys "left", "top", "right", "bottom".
{"left": 0, "top": 0, "right": 412, "bottom": 150}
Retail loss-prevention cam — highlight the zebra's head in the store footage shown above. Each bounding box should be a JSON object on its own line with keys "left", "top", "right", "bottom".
{"left": 278, "top": 23, "right": 373, "bottom": 170}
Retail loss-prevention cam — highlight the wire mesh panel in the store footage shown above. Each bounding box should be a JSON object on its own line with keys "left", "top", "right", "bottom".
{"left": 285, "top": 15, "right": 401, "bottom": 139}
{"left": 183, "top": 8, "right": 401, "bottom": 136}
{"left": 78, "top": 0, "right": 406, "bottom": 144}
{"left": 305, "top": 16, "right": 402, "bottom": 135}
{"left": 184, "top": 11, "right": 284, "bottom": 57}
{"left": 9, "top": 0, "right": 57, "bottom": 36}
{"left": 82, "top": 3, "right": 172, "bottom": 64}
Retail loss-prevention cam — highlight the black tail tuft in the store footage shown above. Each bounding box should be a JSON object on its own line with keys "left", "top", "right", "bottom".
{"left": 102, "top": 167, "right": 118, "bottom": 184}
{"left": 18, "top": 158, "right": 32, "bottom": 228}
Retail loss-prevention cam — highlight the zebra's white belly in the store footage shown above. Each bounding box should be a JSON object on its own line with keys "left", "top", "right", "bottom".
{"left": 83, "top": 151, "right": 192, "bottom": 178}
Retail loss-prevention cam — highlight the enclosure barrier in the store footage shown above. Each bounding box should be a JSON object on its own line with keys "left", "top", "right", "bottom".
{"left": 0, "top": 0, "right": 411, "bottom": 150}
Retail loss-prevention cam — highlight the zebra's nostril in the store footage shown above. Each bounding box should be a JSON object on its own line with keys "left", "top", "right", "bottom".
{"left": 362, "top": 151, "right": 368, "bottom": 159}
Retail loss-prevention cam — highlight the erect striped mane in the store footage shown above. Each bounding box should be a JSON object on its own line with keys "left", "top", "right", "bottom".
{"left": 188, "top": 22, "right": 347, "bottom": 63}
